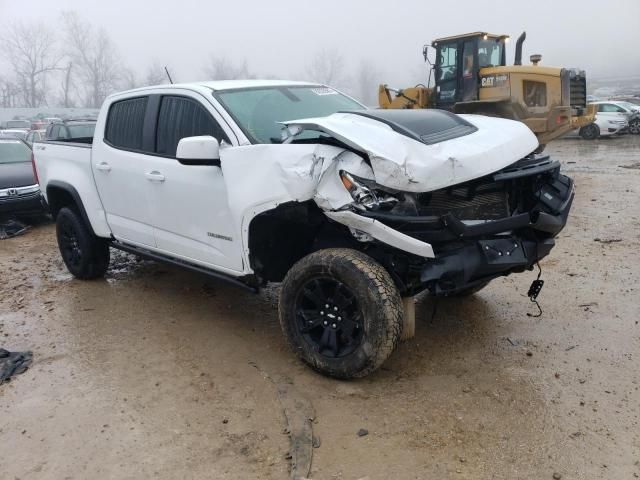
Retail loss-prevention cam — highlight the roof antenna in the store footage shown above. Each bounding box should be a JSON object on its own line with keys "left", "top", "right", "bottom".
{"left": 164, "top": 66, "right": 174, "bottom": 84}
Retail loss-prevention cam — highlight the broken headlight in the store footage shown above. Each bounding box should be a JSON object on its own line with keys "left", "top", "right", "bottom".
{"left": 339, "top": 171, "right": 399, "bottom": 211}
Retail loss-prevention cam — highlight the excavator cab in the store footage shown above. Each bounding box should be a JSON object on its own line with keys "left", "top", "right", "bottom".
{"left": 432, "top": 32, "right": 508, "bottom": 109}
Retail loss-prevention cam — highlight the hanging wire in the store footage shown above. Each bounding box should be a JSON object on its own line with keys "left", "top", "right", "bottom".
{"left": 526, "top": 261, "right": 544, "bottom": 318}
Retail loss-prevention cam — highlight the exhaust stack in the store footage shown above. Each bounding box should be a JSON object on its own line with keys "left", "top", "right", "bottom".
{"left": 514, "top": 31, "right": 526, "bottom": 65}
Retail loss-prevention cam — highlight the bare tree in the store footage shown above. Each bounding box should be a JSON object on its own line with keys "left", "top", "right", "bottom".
{"left": 305, "top": 49, "right": 345, "bottom": 86}
{"left": 1, "top": 22, "right": 60, "bottom": 107}
{"left": 58, "top": 62, "right": 75, "bottom": 108}
{"left": 204, "top": 56, "right": 253, "bottom": 80}
{"left": 62, "top": 11, "right": 122, "bottom": 108}
{"left": 0, "top": 76, "right": 22, "bottom": 108}
{"left": 354, "top": 59, "right": 382, "bottom": 106}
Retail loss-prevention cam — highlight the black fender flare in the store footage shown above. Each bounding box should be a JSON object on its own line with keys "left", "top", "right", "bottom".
{"left": 46, "top": 180, "right": 97, "bottom": 236}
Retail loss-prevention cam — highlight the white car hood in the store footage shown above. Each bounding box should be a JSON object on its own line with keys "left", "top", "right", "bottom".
{"left": 283, "top": 111, "right": 538, "bottom": 192}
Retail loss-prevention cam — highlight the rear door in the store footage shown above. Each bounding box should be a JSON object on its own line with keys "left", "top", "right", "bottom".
{"left": 92, "top": 96, "right": 157, "bottom": 247}
{"left": 145, "top": 92, "right": 242, "bottom": 272}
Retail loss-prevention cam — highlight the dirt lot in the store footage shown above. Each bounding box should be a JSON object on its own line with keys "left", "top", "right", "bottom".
{"left": 1, "top": 136, "right": 639, "bottom": 479}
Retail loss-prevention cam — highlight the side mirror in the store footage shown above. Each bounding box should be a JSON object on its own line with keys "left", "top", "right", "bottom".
{"left": 176, "top": 136, "right": 220, "bottom": 166}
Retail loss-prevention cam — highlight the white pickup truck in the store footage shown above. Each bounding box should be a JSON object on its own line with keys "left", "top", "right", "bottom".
{"left": 34, "top": 80, "right": 574, "bottom": 378}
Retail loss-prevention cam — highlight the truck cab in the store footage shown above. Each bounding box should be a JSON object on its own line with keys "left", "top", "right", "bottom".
{"left": 432, "top": 32, "right": 508, "bottom": 107}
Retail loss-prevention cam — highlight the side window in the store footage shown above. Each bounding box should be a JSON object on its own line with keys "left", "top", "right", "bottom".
{"left": 437, "top": 44, "right": 458, "bottom": 82}
{"left": 156, "top": 96, "right": 230, "bottom": 157}
{"left": 599, "top": 103, "right": 626, "bottom": 113}
{"left": 50, "top": 125, "right": 60, "bottom": 139}
{"left": 523, "top": 81, "right": 547, "bottom": 107}
{"left": 104, "top": 96, "right": 148, "bottom": 150}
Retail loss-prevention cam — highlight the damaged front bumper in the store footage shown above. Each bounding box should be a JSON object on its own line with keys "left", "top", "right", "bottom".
{"left": 330, "top": 155, "right": 574, "bottom": 295}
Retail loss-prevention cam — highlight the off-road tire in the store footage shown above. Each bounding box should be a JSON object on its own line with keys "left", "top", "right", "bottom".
{"left": 579, "top": 123, "right": 600, "bottom": 140}
{"left": 279, "top": 248, "right": 403, "bottom": 379}
{"left": 629, "top": 119, "right": 640, "bottom": 135}
{"left": 56, "top": 207, "right": 110, "bottom": 279}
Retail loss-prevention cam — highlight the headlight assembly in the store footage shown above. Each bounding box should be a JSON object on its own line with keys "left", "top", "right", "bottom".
{"left": 339, "top": 170, "right": 399, "bottom": 211}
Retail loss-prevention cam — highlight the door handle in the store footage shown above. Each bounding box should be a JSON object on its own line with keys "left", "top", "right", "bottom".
{"left": 95, "top": 162, "right": 111, "bottom": 172}
{"left": 145, "top": 171, "right": 165, "bottom": 182}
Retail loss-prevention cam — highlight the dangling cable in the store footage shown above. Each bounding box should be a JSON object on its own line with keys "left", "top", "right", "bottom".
{"left": 526, "top": 261, "right": 544, "bottom": 318}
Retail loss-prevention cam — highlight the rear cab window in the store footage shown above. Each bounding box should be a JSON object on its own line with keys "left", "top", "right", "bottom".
{"left": 104, "top": 96, "right": 148, "bottom": 150}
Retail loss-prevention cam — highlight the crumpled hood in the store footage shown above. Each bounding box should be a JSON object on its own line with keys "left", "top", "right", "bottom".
{"left": 283, "top": 111, "right": 538, "bottom": 192}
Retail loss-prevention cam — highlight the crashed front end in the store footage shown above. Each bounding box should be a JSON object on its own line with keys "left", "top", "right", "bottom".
{"left": 335, "top": 155, "right": 573, "bottom": 295}
{"left": 283, "top": 109, "right": 574, "bottom": 296}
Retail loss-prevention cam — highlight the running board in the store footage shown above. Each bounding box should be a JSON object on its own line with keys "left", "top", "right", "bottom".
{"left": 110, "top": 241, "right": 259, "bottom": 293}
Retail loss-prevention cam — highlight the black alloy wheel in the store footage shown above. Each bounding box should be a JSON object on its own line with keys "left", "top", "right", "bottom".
{"left": 58, "top": 215, "right": 84, "bottom": 271}
{"left": 295, "top": 277, "right": 363, "bottom": 358}
{"left": 55, "top": 207, "right": 110, "bottom": 279}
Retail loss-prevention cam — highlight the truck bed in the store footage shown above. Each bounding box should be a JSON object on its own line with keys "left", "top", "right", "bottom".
{"left": 33, "top": 138, "right": 112, "bottom": 237}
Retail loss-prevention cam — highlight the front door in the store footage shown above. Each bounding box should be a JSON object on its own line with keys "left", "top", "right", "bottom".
{"left": 146, "top": 93, "right": 242, "bottom": 273}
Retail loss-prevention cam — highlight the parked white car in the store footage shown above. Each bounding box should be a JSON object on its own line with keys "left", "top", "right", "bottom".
{"left": 0, "top": 129, "right": 29, "bottom": 141}
{"left": 33, "top": 80, "right": 574, "bottom": 378}
{"left": 579, "top": 101, "right": 636, "bottom": 139}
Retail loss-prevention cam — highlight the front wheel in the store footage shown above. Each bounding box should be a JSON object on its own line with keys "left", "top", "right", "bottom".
{"left": 629, "top": 119, "right": 640, "bottom": 135}
{"left": 279, "top": 248, "right": 403, "bottom": 379}
{"left": 56, "top": 207, "right": 110, "bottom": 279}
{"left": 579, "top": 123, "right": 600, "bottom": 140}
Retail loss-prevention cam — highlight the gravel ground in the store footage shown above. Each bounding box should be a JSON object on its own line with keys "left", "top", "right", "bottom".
{"left": 0, "top": 135, "right": 639, "bottom": 479}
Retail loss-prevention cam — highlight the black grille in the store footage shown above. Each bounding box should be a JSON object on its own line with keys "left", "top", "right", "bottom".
{"left": 569, "top": 73, "right": 587, "bottom": 108}
{"left": 0, "top": 191, "right": 40, "bottom": 204}
{"left": 416, "top": 181, "right": 509, "bottom": 220}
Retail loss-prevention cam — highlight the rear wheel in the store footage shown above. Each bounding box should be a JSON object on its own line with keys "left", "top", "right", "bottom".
{"left": 629, "top": 118, "right": 640, "bottom": 135}
{"left": 579, "top": 123, "right": 600, "bottom": 140}
{"left": 279, "top": 248, "right": 403, "bottom": 379}
{"left": 56, "top": 207, "right": 110, "bottom": 279}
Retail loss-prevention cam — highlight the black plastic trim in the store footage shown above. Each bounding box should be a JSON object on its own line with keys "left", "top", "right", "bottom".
{"left": 360, "top": 178, "right": 574, "bottom": 239}
{"left": 110, "top": 241, "right": 258, "bottom": 293}
{"left": 177, "top": 158, "right": 221, "bottom": 167}
{"left": 46, "top": 180, "right": 96, "bottom": 235}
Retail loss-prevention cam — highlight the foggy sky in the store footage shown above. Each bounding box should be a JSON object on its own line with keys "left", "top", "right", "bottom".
{"left": 1, "top": 0, "right": 639, "bottom": 88}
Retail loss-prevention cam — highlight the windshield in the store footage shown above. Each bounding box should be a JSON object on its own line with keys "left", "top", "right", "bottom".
{"left": 0, "top": 140, "right": 31, "bottom": 164}
{"left": 215, "top": 85, "right": 365, "bottom": 144}
{"left": 478, "top": 39, "right": 504, "bottom": 67}
{"left": 619, "top": 101, "right": 639, "bottom": 111}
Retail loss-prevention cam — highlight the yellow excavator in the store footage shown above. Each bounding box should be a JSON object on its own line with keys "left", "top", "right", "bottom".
{"left": 379, "top": 32, "right": 596, "bottom": 150}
